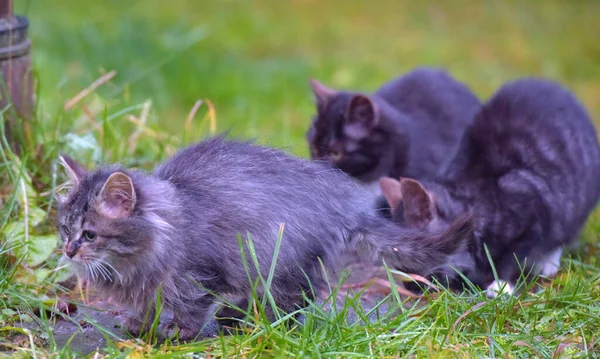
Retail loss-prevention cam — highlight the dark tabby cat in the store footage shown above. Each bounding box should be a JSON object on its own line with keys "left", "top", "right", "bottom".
{"left": 57, "top": 137, "right": 471, "bottom": 340}
{"left": 379, "top": 78, "right": 600, "bottom": 297}
{"left": 306, "top": 67, "right": 480, "bottom": 194}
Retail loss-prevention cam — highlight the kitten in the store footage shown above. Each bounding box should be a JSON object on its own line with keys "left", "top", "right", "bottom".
{"left": 306, "top": 67, "right": 480, "bottom": 195}
{"left": 57, "top": 136, "right": 472, "bottom": 340}
{"left": 379, "top": 78, "right": 600, "bottom": 298}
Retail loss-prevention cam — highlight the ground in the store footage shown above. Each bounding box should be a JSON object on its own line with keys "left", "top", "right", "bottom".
{"left": 1, "top": 1, "right": 599, "bottom": 358}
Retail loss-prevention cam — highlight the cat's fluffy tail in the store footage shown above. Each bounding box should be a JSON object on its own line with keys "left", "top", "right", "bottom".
{"left": 359, "top": 213, "right": 473, "bottom": 276}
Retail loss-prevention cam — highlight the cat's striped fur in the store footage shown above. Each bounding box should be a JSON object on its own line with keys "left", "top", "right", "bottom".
{"left": 380, "top": 78, "right": 600, "bottom": 296}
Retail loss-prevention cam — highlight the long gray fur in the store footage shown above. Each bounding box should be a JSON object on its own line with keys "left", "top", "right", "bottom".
{"left": 57, "top": 137, "right": 470, "bottom": 340}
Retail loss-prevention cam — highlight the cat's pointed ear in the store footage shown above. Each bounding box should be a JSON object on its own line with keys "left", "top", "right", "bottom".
{"left": 59, "top": 154, "right": 87, "bottom": 187}
{"left": 97, "top": 172, "right": 137, "bottom": 219}
{"left": 345, "top": 95, "right": 378, "bottom": 138}
{"left": 379, "top": 177, "right": 402, "bottom": 214}
{"left": 310, "top": 78, "right": 336, "bottom": 111}
{"left": 400, "top": 178, "right": 436, "bottom": 230}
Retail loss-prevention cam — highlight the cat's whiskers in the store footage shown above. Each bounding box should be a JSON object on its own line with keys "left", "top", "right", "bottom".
{"left": 90, "top": 261, "right": 103, "bottom": 281}
{"left": 91, "top": 263, "right": 99, "bottom": 282}
{"left": 84, "top": 261, "right": 96, "bottom": 282}
{"left": 82, "top": 256, "right": 117, "bottom": 283}
{"left": 94, "top": 258, "right": 124, "bottom": 283}
{"left": 82, "top": 256, "right": 105, "bottom": 283}
{"left": 84, "top": 262, "right": 91, "bottom": 281}
{"left": 96, "top": 263, "right": 112, "bottom": 282}
{"left": 91, "top": 261, "right": 110, "bottom": 282}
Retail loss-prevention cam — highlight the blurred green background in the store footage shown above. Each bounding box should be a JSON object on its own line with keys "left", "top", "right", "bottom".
{"left": 3, "top": 2, "right": 599, "bottom": 355}
{"left": 18, "top": 0, "right": 600, "bottom": 157}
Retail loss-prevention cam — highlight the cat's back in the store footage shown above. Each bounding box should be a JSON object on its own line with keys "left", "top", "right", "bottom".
{"left": 155, "top": 137, "right": 292, "bottom": 181}
{"left": 467, "top": 78, "right": 600, "bottom": 175}
{"left": 155, "top": 136, "right": 369, "bottom": 218}
{"left": 375, "top": 67, "right": 480, "bottom": 126}
{"left": 156, "top": 137, "right": 349, "bottom": 185}
{"left": 477, "top": 78, "right": 595, "bottom": 130}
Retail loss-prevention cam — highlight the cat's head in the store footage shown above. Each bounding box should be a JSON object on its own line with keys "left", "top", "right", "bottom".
{"left": 307, "top": 79, "right": 391, "bottom": 180}
{"left": 380, "top": 176, "right": 477, "bottom": 285}
{"left": 379, "top": 176, "right": 464, "bottom": 234}
{"left": 56, "top": 155, "right": 170, "bottom": 282}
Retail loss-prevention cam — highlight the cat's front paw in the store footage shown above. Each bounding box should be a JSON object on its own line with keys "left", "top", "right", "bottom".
{"left": 163, "top": 322, "right": 201, "bottom": 341}
{"left": 485, "top": 280, "right": 514, "bottom": 298}
{"left": 121, "top": 316, "right": 151, "bottom": 337}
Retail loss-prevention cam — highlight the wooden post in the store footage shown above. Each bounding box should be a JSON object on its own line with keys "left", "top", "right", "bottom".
{"left": 0, "top": 0, "right": 10, "bottom": 17}
{"left": 0, "top": 0, "right": 34, "bottom": 152}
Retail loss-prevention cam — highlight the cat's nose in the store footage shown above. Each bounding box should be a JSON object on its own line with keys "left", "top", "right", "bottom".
{"left": 65, "top": 241, "right": 81, "bottom": 258}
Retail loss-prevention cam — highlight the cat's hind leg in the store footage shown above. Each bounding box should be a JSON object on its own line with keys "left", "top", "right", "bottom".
{"left": 164, "top": 294, "right": 216, "bottom": 341}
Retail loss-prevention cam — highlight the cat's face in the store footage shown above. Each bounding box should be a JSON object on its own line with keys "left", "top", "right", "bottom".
{"left": 57, "top": 156, "right": 153, "bottom": 282}
{"left": 307, "top": 79, "right": 389, "bottom": 180}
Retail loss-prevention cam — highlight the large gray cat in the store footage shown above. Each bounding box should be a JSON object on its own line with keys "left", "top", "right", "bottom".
{"left": 57, "top": 137, "right": 471, "bottom": 340}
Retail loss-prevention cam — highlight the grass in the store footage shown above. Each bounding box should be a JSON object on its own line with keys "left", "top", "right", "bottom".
{"left": 1, "top": 0, "right": 600, "bottom": 357}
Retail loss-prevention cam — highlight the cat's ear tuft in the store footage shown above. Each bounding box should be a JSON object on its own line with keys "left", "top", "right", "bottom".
{"left": 97, "top": 172, "right": 137, "bottom": 219}
{"left": 309, "top": 78, "right": 336, "bottom": 111}
{"left": 379, "top": 177, "right": 402, "bottom": 214}
{"left": 59, "top": 154, "right": 87, "bottom": 187}
{"left": 399, "top": 178, "right": 436, "bottom": 230}
{"left": 345, "top": 95, "right": 378, "bottom": 138}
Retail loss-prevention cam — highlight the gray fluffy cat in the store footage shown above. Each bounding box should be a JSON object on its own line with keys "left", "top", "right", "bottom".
{"left": 379, "top": 78, "right": 600, "bottom": 297}
{"left": 57, "top": 137, "right": 471, "bottom": 340}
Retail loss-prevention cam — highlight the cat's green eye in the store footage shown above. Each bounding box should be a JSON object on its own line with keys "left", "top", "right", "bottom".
{"left": 83, "top": 231, "right": 97, "bottom": 241}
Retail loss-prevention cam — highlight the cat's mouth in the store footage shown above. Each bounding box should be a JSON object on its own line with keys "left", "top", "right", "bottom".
{"left": 63, "top": 249, "right": 82, "bottom": 262}
{"left": 63, "top": 252, "right": 123, "bottom": 283}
